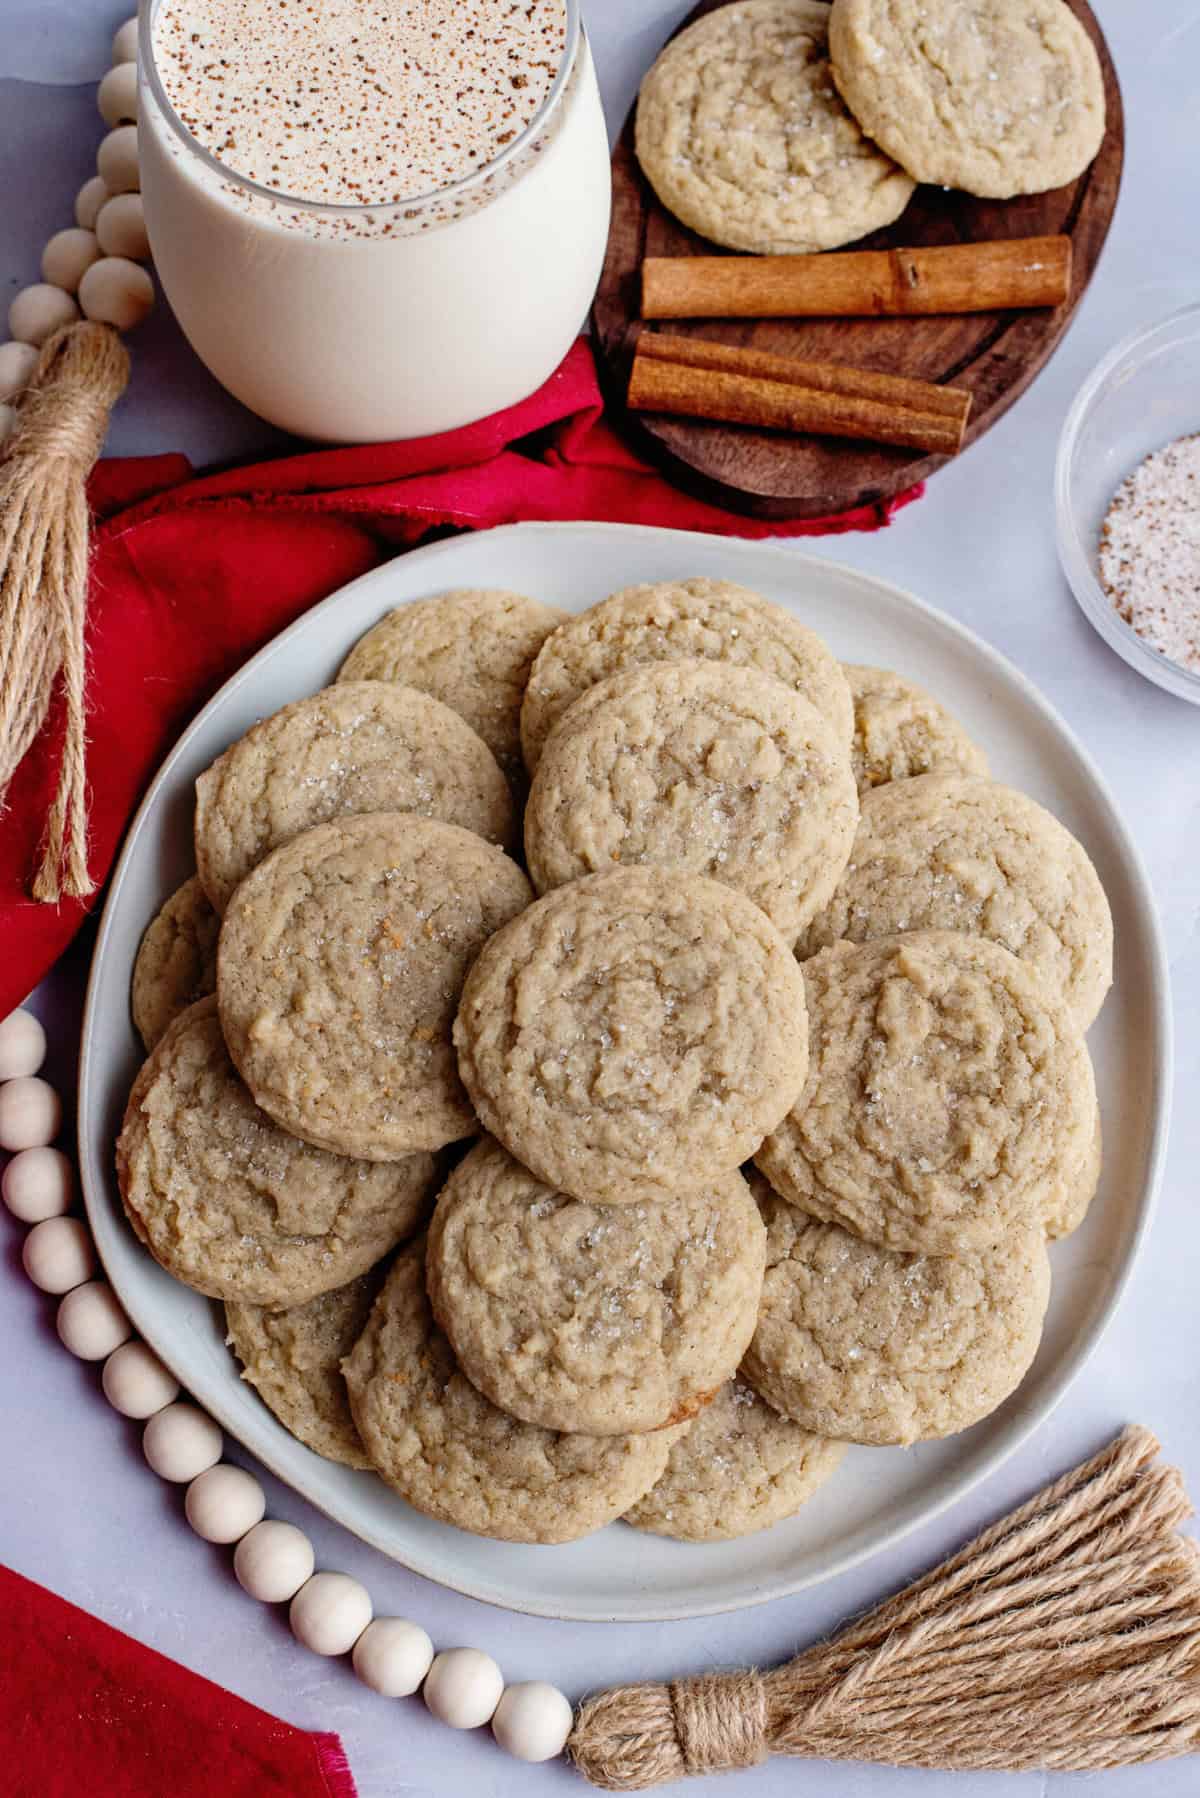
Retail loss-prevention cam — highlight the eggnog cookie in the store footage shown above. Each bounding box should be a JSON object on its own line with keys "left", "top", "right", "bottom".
{"left": 218, "top": 815, "right": 532, "bottom": 1159}
{"left": 625, "top": 1376, "right": 845, "bottom": 1540}
{"left": 117, "top": 999, "right": 438, "bottom": 1308}
{"left": 338, "top": 589, "right": 568, "bottom": 786}
{"left": 131, "top": 875, "right": 220, "bottom": 1051}
{"left": 344, "top": 1240, "right": 678, "bottom": 1544}
{"left": 742, "top": 1183, "right": 1052, "bottom": 1445}
{"left": 225, "top": 1263, "right": 393, "bottom": 1469}
{"left": 454, "top": 868, "right": 809, "bottom": 1205}
{"left": 799, "top": 775, "right": 1113, "bottom": 1029}
{"left": 524, "top": 660, "right": 858, "bottom": 942}
{"left": 521, "top": 578, "right": 852, "bottom": 772}
{"left": 828, "top": 0, "right": 1105, "bottom": 198}
{"left": 635, "top": 0, "right": 915, "bottom": 254}
{"left": 757, "top": 933, "right": 1094, "bottom": 1256}
{"left": 195, "top": 682, "right": 514, "bottom": 913}
{"left": 844, "top": 665, "right": 988, "bottom": 796}
{"left": 427, "top": 1138, "right": 765, "bottom": 1435}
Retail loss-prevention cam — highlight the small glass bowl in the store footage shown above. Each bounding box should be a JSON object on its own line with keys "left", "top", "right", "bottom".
{"left": 1055, "top": 304, "right": 1200, "bottom": 706}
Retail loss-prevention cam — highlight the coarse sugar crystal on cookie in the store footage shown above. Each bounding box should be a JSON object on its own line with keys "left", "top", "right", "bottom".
{"left": 741, "top": 1179, "right": 1052, "bottom": 1445}
{"left": 799, "top": 774, "right": 1113, "bottom": 1030}
{"left": 116, "top": 999, "right": 439, "bottom": 1308}
{"left": 844, "top": 664, "right": 989, "bottom": 796}
{"left": 524, "top": 660, "right": 858, "bottom": 943}
{"left": 756, "top": 932, "right": 1094, "bottom": 1256}
{"left": 521, "top": 577, "right": 853, "bottom": 772}
{"left": 453, "top": 867, "right": 809, "bottom": 1206}
{"left": 343, "top": 1238, "right": 680, "bottom": 1544}
{"left": 426, "top": 1137, "right": 766, "bottom": 1436}
{"left": 635, "top": 0, "right": 915, "bottom": 254}
{"left": 218, "top": 814, "right": 532, "bottom": 1160}
{"left": 624, "top": 1375, "right": 846, "bottom": 1540}
{"left": 194, "top": 682, "right": 515, "bottom": 914}
{"left": 828, "top": 0, "right": 1106, "bottom": 199}
{"left": 131, "top": 875, "right": 220, "bottom": 1051}
{"left": 337, "top": 589, "right": 568, "bottom": 788}
{"left": 225, "top": 1264, "right": 392, "bottom": 1470}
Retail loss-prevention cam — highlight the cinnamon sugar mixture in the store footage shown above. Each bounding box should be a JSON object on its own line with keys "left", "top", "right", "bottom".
{"left": 1099, "top": 434, "right": 1200, "bottom": 674}
{"left": 153, "top": 0, "right": 568, "bottom": 205}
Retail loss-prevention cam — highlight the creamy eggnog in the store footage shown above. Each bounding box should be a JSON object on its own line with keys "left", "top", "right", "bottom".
{"left": 138, "top": 0, "right": 610, "bottom": 439}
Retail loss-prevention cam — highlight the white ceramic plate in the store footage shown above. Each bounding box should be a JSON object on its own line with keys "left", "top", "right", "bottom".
{"left": 79, "top": 523, "right": 1170, "bottom": 1622}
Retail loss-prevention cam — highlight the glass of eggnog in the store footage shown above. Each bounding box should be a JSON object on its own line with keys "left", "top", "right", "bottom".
{"left": 137, "top": 0, "right": 610, "bottom": 441}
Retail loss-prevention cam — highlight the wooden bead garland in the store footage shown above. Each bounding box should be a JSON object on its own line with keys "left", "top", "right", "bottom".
{"left": 0, "top": 15, "right": 154, "bottom": 900}
{"left": 0, "top": 1007, "right": 46, "bottom": 1079}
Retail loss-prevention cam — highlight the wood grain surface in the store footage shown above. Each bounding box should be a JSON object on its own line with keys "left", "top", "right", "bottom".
{"left": 591, "top": 0, "right": 1124, "bottom": 520}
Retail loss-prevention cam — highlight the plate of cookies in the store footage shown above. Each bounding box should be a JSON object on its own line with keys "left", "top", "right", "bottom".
{"left": 79, "top": 522, "right": 1169, "bottom": 1621}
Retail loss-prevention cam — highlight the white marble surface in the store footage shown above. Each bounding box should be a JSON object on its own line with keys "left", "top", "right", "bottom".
{"left": 2, "top": 5, "right": 1198, "bottom": 1796}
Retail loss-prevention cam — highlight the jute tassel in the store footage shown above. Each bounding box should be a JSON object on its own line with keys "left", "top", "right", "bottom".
{"left": 0, "top": 320, "right": 130, "bottom": 902}
{"left": 570, "top": 1426, "right": 1200, "bottom": 1789}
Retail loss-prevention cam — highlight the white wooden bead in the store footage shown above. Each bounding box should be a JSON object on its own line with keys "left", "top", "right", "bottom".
{"left": 185, "top": 1464, "right": 266, "bottom": 1544}
{"left": 423, "top": 1648, "right": 505, "bottom": 1731}
{"left": 99, "top": 62, "right": 139, "bottom": 128}
{"left": 112, "top": 17, "right": 140, "bottom": 65}
{"left": 234, "top": 1521, "right": 315, "bottom": 1603}
{"left": 97, "top": 126, "right": 140, "bottom": 195}
{"left": 0, "top": 1008, "right": 45, "bottom": 1077}
{"left": 352, "top": 1617, "right": 434, "bottom": 1697}
{"left": 0, "top": 1076, "right": 62, "bottom": 1151}
{"left": 2, "top": 1147, "right": 73, "bottom": 1222}
{"left": 56, "top": 1281, "right": 132, "bottom": 1359}
{"left": 290, "top": 1573, "right": 373, "bottom": 1657}
{"left": 102, "top": 1339, "right": 179, "bottom": 1417}
{"left": 96, "top": 193, "right": 150, "bottom": 262}
{"left": 8, "top": 285, "right": 80, "bottom": 349}
{"left": 491, "top": 1682, "right": 574, "bottom": 1762}
{"left": 0, "top": 342, "right": 37, "bottom": 408}
{"left": 143, "top": 1402, "right": 222, "bottom": 1482}
{"left": 76, "top": 175, "right": 110, "bottom": 231}
{"left": 79, "top": 258, "right": 154, "bottom": 331}
{"left": 41, "top": 228, "right": 101, "bottom": 296}
{"left": 22, "top": 1216, "right": 95, "bottom": 1294}
{"left": 0, "top": 402, "right": 16, "bottom": 446}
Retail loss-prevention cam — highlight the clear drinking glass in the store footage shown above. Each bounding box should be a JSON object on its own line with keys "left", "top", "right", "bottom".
{"left": 137, "top": 0, "right": 611, "bottom": 442}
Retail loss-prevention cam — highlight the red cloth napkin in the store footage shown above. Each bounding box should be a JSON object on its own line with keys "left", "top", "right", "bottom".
{"left": 2, "top": 338, "right": 920, "bottom": 1018}
{"left": 0, "top": 1565, "right": 357, "bottom": 1798}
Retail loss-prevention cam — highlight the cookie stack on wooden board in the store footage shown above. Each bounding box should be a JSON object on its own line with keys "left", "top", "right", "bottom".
{"left": 116, "top": 579, "right": 1112, "bottom": 1546}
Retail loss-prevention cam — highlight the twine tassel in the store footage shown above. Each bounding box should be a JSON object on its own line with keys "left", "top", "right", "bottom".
{"left": 0, "top": 321, "right": 129, "bottom": 901}
{"left": 569, "top": 1427, "right": 1200, "bottom": 1789}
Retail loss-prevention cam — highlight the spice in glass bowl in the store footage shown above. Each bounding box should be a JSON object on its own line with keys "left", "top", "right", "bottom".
{"left": 1099, "top": 433, "right": 1200, "bottom": 673}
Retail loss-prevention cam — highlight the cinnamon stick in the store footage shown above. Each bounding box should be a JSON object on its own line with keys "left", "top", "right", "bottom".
{"left": 627, "top": 339, "right": 969, "bottom": 455}
{"left": 639, "top": 333, "right": 971, "bottom": 424}
{"left": 642, "top": 236, "right": 1072, "bottom": 320}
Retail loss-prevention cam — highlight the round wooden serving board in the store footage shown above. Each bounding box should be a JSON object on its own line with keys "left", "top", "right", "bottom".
{"left": 592, "top": 0, "right": 1123, "bottom": 520}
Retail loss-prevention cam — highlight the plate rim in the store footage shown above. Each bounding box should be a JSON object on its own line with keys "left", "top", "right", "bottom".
{"left": 78, "top": 520, "right": 1173, "bottom": 1622}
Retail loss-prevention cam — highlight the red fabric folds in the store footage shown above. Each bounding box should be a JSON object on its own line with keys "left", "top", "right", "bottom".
{"left": 0, "top": 1565, "right": 357, "bottom": 1798}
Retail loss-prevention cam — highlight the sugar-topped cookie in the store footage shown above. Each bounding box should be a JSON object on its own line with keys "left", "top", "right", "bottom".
{"left": 218, "top": 814, "right": 532, "bottom": 1159}
{"left": 344, "top": 1239, "right": 679, "bottom": 1544}
{"left": 117, "top": 999, "right": 437, "bottom": 1308}
{"left": 426, "top": 1137, "right": 765, "bottom": 1435}
{"left": 636, "top": 0, "right": 915, "bottom": 252}
{"left": 757, "top": 932, "right": 1094, "bottom": 1255}
{"left": 195, "top": 682, "right": 514, "bottom": 913}
{"left": 742, "top": 1181, "right": 1052, "bottom": 1444}
{"left": 454, "top": 867, "right": 809, "bottom": 1205}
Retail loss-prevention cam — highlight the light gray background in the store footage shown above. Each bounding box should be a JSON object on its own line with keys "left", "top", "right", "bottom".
{"left": 2, "top": 4, "right": 1198, "bottom": 1795}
